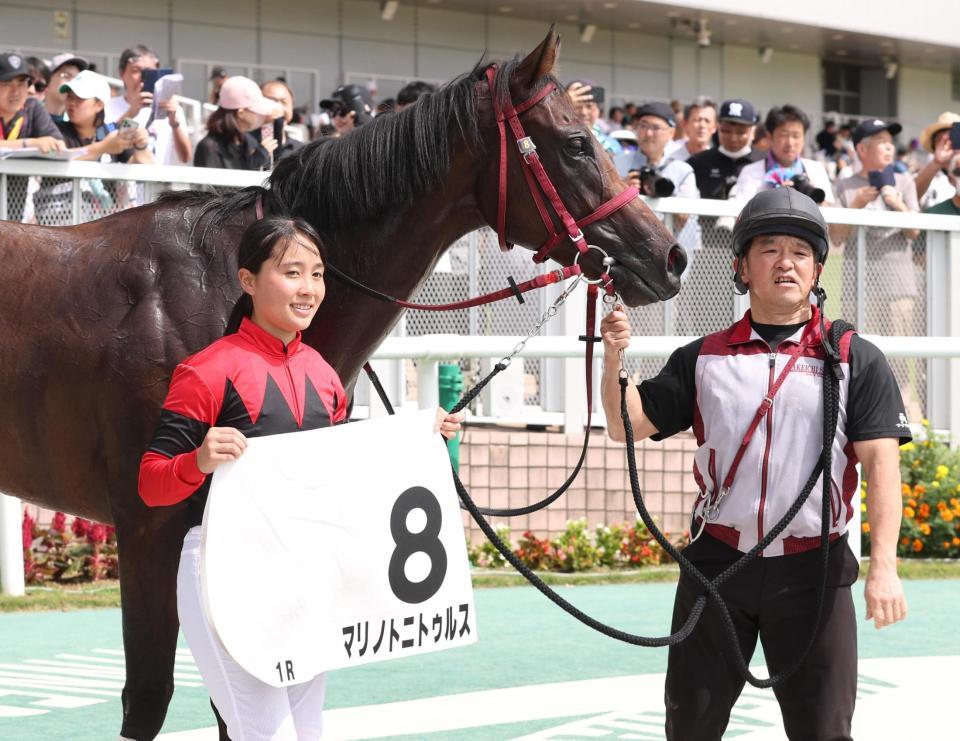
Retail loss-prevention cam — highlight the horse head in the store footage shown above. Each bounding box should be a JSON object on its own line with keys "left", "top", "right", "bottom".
{"left": 475, "top": 28, "right": 686, "bottom": 307}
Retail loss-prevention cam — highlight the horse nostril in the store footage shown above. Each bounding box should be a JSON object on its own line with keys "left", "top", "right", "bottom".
{"left": 667, "top": 244, "right": 687, "bottom": 279}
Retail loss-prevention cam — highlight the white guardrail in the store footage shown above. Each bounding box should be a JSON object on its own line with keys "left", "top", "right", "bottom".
{"left": 3, "top": 159, "right": 960, "bottom": 594}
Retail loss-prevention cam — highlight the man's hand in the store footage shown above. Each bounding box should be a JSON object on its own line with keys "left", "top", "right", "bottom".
{"left": 158, "top": 94, "right": 181, "bottom": 123}
{"left": 850, "top": 185, "right": 880, "bottom": 209}
{"left": 26, "top": 136, "right": 66, "bottom": 153}
{"left": 933, "top": 134, "right": 955, "bottom": 168}
{"left": 123, "top": 90, "right": 153, "bottom": 121}
{"left": 566, "top": 81, "right": 594, "bottom": 107}
{"left": 600, "top": 304, "right": 632, "bottom": 359}
{"left": 864, "top": 563, "right": 907, "bottom": 629}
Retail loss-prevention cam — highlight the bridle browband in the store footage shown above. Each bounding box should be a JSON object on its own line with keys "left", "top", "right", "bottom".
{"left": 484, "top": 64, "right": 638, "bottom": 290}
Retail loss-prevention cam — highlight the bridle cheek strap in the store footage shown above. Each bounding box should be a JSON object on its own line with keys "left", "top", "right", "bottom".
{"left": 484, "top": 65, "right": 638, "bottom": 282}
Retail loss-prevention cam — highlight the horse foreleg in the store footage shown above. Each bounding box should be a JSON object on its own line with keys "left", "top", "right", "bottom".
{"left": 116, "top": 508, "right": 185, "bottom": 740}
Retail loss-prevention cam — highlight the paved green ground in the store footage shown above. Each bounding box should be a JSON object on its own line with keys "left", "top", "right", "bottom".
{"left": 0, "top": 579, "right": 956, "bottom": 740}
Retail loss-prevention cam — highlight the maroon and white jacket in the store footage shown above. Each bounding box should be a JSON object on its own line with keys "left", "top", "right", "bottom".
{"left": 639, "top": 306, "right": 911, "bottom": 557}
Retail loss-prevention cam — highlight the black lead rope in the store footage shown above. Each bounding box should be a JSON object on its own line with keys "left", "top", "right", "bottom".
{"left": 363, "top": 321, "right": 851, "bottom": 686}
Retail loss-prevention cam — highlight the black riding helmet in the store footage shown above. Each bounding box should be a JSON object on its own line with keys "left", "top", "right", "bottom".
{"left": 731, "top": 187, "right": 829, "bottom": 294}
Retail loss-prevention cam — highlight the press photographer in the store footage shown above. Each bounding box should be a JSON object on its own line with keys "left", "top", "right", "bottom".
{"left": 730, "top": 104, "right": 833, "bottom": 205}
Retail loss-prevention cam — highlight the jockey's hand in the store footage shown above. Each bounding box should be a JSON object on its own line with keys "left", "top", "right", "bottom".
{"left": 600, "top": 304, "right": 632, "bottom": 357}
{"left": 196, "top": 427, "right": 247, "bottom": 473}
{"left": 434, "top": 408, "right": 466, "bottom": 440}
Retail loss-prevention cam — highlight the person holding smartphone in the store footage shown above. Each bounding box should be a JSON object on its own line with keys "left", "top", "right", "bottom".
{"left": 105, "top": 45, "right": 192, "bottom": 165}
{"left": 194, "top": 76, "right": 280, "bottom": 171}
{"left": 257, "top": 79, "right": 304, "bottom": 163}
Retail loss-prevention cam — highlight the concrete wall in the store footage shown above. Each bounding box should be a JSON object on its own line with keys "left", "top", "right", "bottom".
{"left": 2, "top": 0, "right": 956, "bottom": 141}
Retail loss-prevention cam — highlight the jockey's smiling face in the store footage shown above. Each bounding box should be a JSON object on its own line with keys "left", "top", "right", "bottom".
{"left": 239, "top": 237, "right": 325, "bottom": 345}
{"left": 737, "top": 234, "right": 822, "bottom": 313}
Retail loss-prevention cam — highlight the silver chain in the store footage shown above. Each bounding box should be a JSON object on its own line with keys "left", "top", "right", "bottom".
{"left": 498, "top": 274, "right": 583, "bottom": 368}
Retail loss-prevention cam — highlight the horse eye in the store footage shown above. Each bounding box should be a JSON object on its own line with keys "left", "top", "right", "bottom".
{"left": 567, "top": 136, "right": 589, "bottom": 156}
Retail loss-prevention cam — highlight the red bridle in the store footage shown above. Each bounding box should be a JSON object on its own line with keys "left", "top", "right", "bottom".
{"left": 484, "top": 65, "right": 639, "bottom": 294}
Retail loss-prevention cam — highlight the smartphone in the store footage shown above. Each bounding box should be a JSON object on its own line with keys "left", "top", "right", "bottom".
{"left": 272, "top": 116, "right": 285, "bottom": 142}
{"left": 119, "top": 118, "right": 140, "bottom": 130}
{"left": 868, "top": 165, "right": 896, "bottom": 189}
{"left": 589, "top": 85, "right": 605, "bottom": 105}
{"left": 141, "top": 67, "right": 174, "bottom": 94}
{"left": 950, "top": 121, "right": 960, "bottom": 150}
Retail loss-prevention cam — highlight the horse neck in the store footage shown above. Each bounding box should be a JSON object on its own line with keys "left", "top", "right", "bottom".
{"left": 303, "top": 146, "right": 486, "bottom": 384}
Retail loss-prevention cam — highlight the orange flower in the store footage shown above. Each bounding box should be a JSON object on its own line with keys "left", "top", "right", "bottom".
{"left": 915, "top": 484, "right": 926, "bottom": 495}
{"left": 952, "top": 537, "right": 960, "bottom": 546}
{"left": 951, "top": 498, "right": 960, "bottom": 508}
{"left": 937, "top": 501, "right": 948, "bottom": 511}
{"left": 901, "top": 484, "right": 911, "bottom": 496}
{"left": 920, "top": 523, "right": 932, "bottom": 536}
{"left": 861, "top": 523, "right": 870, "bottom": 533}
{"left": 908, "top": 498, "right": 917, "bottom": 508}
{"left": 943, "top": 510, "right": 955, "bottom": 523}
{"left": 912, "top": 539, "right": 924, "bottom": 552}
{"left": 919, "top": 503, "right": 931, "bottom": 518}
{"left": 904, "top": 506, "right": 916, "bottom": 519}
{"left": 901, "top": 536, "right": 910, "bottom": 547}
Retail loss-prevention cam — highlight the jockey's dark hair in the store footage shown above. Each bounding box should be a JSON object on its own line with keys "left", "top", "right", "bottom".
{"left": 159, "top": 55, "right": 559, "bottom": 260}
{"left": 225, "top": 217, "right": 327, "bottom": 335}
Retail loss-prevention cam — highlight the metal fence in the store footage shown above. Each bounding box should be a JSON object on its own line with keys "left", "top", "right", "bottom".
{"left": 2, "top": 160, "right": 958, "bottom": 431}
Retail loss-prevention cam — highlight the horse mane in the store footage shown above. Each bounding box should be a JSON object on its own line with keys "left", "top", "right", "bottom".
{"left": 158, "top": 56, "right": 557, "bottom": 248}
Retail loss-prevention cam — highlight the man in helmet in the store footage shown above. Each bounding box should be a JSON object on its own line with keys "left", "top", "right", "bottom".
{"left": 600, "top": 187, "right": 910, "bottom": 740}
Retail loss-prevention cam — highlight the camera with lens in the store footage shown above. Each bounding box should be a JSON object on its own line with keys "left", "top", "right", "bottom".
{"left": 787, "top": 174, "right": 826, "bottom": 204}
{"left": 631, "top": 166, "right": 675, "bottom": 197}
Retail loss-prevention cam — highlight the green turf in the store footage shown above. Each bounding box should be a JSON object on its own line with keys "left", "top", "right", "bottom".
{"left": 0, "top": 579, "right": 956, "bottom": 739}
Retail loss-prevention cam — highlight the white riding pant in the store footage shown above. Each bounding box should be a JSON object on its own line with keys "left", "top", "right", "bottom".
{"left": 178, "top": 527, "right": 327, "bottom": 740}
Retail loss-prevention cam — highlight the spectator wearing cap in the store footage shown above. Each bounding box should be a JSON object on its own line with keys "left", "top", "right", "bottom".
{"left": 729, "top": 104, "right": 834, "bottom": 205}
{"left": 105, "top": 45, "right": 192, "bottom": 165}
{"left": 29, "top": 71, "right": 153, "bottom": 225}
{"left": 320, "top": 84, "right": 374, "bottom": 136}
{"left": 614, "top": 101, "right": 699, "bottom": 278}
{"left": 833, "top": 119, "right": 917, "bottom": 235}
{"left": 566, "top": 81, "right": 621, "bottom": 155}
{"left": 0, "top": 52, "right": 64, "bottom": 153}
{"left": 209, "top": 66, "right": 228, "bottom": 105}
{"left": 396, "top": 80, "right": 435, "bottom": 112}
{"left": 687, "top": 99, "right": 763, "bottom": 201}
{"left": 256, "top": 79, "right": 304, "bottom": 162}
{"left": 194, "top": 76, "right": 279, "bottom": 170}
{"left": 57, "top": 70, "right": 153, "bottom": 163}
{"left": 43, "top": 53, "right": 88, "bottom": 121}
{"left": 667, "top": 96, "right": 717, "bottom": 162}
{"left": 835, "top": 119, "right": 920, "bottom": 379}
{"left": 914, "top": 112, "right": 960, "bottom": 209}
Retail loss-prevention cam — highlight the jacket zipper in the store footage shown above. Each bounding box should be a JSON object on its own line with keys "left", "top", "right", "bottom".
{"left": 282, "top": 352, "right": 302, "bottom": 425}
{"left": 757, "top": 350, "right": 776, "bottom": 545}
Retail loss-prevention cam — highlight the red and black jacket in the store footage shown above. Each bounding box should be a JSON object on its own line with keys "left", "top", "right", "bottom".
{"left": 138, "top": 317, "right": 347, "bottom": 526}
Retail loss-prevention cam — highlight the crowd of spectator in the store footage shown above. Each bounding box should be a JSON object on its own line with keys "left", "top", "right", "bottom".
{"left": 3, "top": 42, "right": 960, "bottom": 237}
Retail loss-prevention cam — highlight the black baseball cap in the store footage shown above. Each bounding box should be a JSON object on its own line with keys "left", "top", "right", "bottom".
{"left": 0, "top": 53, "right": 30, "bottom": 83}
{"left": 320, "top": 84, "right": 373, "bottom": 111}
{"left": 852, "top": 118, "right": 902, "bottom": 145}
{"left": 719, "top": 98, "right": 758, "bottom": 125}
{"left": 635, "top": 101, "right": 676, "bottom": 127}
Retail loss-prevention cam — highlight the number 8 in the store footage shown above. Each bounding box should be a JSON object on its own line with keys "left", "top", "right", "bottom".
{"left": 388, "top": 486, "right": 447, "bottom": 603}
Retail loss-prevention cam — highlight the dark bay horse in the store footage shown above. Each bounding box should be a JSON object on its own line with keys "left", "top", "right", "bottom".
{"left": 0, "top": 29, "right": 683, "bottom": 738}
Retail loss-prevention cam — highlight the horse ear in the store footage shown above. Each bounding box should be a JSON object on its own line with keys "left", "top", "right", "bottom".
{"left": 517, "top": 26, "right": 561, "bottom": 86}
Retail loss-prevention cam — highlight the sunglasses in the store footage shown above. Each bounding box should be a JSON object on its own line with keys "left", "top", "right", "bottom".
{"left": 29, "top": 79, "right": 47, "bottom": 93}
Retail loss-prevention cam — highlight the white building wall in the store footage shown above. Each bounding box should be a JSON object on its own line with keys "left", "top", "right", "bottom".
{"left": 1, "top": 0, "right": 956, "bottom": 143}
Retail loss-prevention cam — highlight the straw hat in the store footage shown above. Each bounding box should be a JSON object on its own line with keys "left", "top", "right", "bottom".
{"left": 920, "top": 112, "right": 960, "bottom": 153}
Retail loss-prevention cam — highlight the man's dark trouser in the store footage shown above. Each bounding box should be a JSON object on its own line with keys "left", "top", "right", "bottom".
{"left": 664, "top": 534, "right": 859, "bottom": 741}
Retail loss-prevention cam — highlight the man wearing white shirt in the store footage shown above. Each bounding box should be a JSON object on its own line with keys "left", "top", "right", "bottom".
{"left": 730, "top": 105, "right": 834, "bottom": 206}
{"left": 105, "top": 46, "right": 191, "bottom": 166}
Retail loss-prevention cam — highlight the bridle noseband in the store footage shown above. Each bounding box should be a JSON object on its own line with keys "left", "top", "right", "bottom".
{"left": 484, "top": 64, "right": 639, "bottom": 295}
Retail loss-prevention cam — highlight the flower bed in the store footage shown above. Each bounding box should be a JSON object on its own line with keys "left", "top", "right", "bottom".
{"left": 468, "top": 518, "right": 689, "bottom": 572}
{"left": 22, "top": 511, "right": 118, "bottom": 584}
{"left": 867, "top": 420, "right": 960, "bottom": 559}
